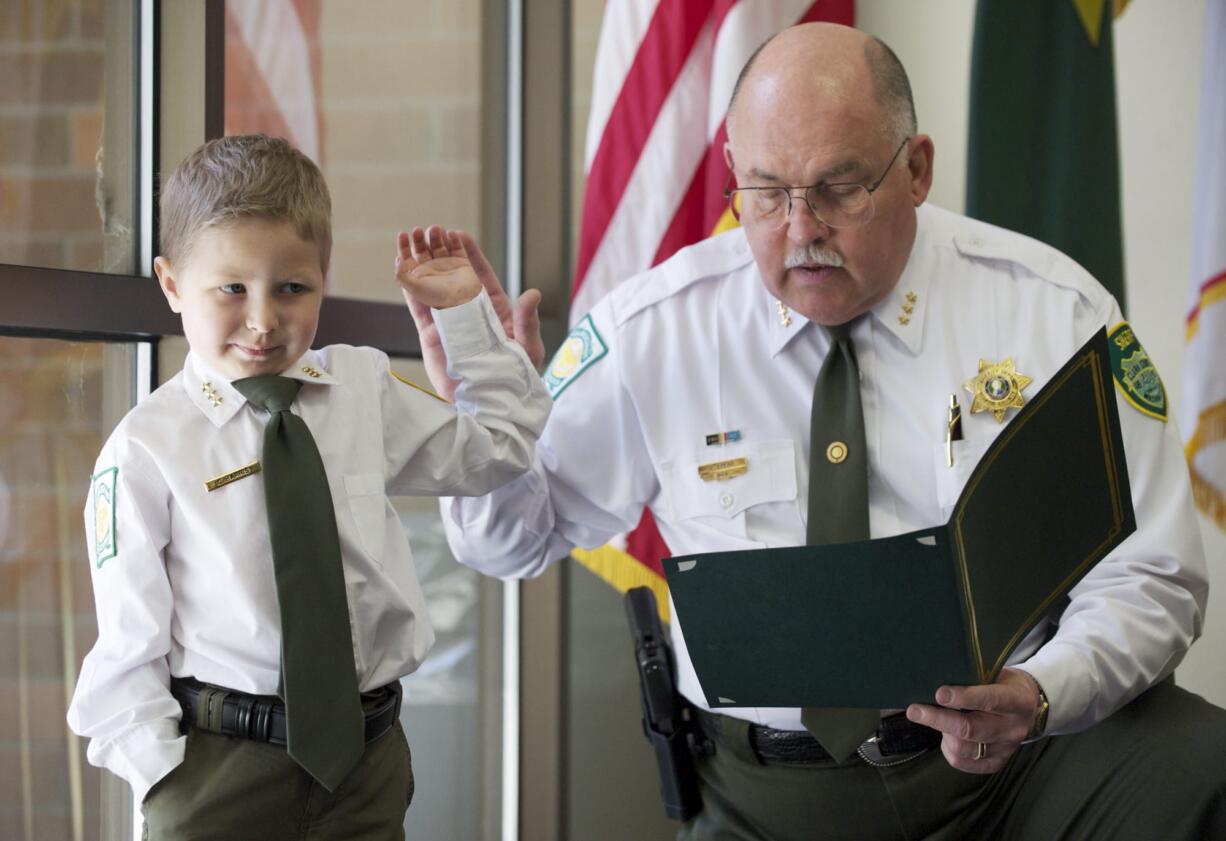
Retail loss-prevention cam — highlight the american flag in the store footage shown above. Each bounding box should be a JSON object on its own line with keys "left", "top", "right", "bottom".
{"left": 569, "top": 1, "right": 856, "bottom": 612}
{"left": 223, "top": 0, "right": 324, "bottom": 163}
{"left": 1184, "top": 0, "right": 1226, "bottom": 532}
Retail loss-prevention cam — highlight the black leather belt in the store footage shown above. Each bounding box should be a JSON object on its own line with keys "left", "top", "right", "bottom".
{"left": 170, "top": 676, "right": 401, "bottom": 746}
{"left": 694, "top": 707, "right": 940, "bottom": 765}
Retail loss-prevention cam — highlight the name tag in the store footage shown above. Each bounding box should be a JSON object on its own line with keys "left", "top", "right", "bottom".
{"left": 697, "top": 457, "right": 748, "bottom": 482}
{"left": 205, "top": 460, "right": 261, "bottom": 492}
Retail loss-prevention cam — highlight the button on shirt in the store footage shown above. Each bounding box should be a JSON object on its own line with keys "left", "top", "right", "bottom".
{"left": 443, "top": 204, "right": 1207, "bottom": 737}
{"left": 68, "top": 292, "right": 551, "bottom": 803}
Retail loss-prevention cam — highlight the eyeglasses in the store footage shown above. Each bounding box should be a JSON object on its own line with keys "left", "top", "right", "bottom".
{"left": 724, "top": 138, "right": 910, "bottom": 230}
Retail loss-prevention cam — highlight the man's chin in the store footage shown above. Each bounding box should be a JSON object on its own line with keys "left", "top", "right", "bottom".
{"left": 221, "top": 355, "right": 290, "bottom": 380}
{"left": 786, "top": 265, "right": 840, "bottom": 287}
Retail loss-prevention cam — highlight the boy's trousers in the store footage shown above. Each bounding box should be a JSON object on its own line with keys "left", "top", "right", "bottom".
{"left": 141, "top": 717, "right": 414, "bottom": 840}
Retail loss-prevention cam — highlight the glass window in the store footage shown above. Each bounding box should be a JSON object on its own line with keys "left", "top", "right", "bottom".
{"left": 0, "top": 336, "right": 141, "bottom": 841}
{"left": 388, "top": 357, "right": 496, "bottom": 839}
{"left": 0, "top": 2, "right": 138, "bottom": 275}
{"left": 224, "top": 0, "right": 483, "bottom": 304}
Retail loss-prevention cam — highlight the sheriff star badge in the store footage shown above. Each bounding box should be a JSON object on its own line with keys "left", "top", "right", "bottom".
{"left": 963, "top": 358, "right": 1033, "bottom": 423}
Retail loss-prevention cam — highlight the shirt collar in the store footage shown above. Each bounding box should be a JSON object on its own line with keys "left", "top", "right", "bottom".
{"left": 181, "top": 349, "right": 338, "bottom": 428}
{"left": 868, "top": 214, "right": 933, "bottom": 357}
{"left": 766, "top": 293, "right": 812, "bottom": 358}
{"left": 765, "top": 214, "right": 935, "bottom": 359}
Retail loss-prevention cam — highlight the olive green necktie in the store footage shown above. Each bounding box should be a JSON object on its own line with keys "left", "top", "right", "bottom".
{"left": 800, "top": 322, "right": 880, "bottom": 764}
{"left": 232, "top": 374, "right": 364, "bottom": 791}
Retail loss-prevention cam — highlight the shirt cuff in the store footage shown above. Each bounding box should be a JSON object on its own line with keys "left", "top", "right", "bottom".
{"left": 102, "top": 718, "right": 187, "bottom": 805}
{"left": 1014, "top": 641, "right": 1096, "bottom": 736}
{"left": 432, "top": 290, "right": 508, "bottom": 362}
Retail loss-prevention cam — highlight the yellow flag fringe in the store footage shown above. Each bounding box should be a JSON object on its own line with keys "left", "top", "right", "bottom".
{"left": 571, "top": 545, "right": 671, "bottom": 624}
{"left": 1187, "top": 399, "right": 1226, "bottom": 531}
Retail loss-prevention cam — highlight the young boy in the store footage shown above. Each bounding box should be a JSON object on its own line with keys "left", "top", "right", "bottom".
{"left": 66, "top": 134, "right": 550, "bottom": 839}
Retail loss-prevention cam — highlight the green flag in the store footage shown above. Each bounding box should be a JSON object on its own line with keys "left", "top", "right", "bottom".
{"left": 966, "top": 0, "right": 1126, "bottom": 307}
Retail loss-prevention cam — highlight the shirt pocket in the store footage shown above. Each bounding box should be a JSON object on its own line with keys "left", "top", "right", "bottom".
{"left": 659, "top": 439, "right": 798, "bottom": 548}
{"left": 932, "top": 436, "right": 995, "bottom": 521}
{"left": 344, "top": 473, "right": 389, "bottom": 565}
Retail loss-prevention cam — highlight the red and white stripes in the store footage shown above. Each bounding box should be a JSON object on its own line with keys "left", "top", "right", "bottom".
{"left": 572, "top": 0, "right": 854, "bottom": 324}
{"left": 224, "top": 0, "right": 323, "bottom": 163}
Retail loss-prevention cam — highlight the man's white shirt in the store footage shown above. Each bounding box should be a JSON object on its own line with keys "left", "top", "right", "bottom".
{"left": 443, "top": 204, "right": 1207, "bottom": 739}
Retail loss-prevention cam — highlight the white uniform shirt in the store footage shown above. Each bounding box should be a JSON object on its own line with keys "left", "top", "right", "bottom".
{"left": 68, "top": 292, "right": 551, "bottom": 803}
{"left": 444, "top": 204, "right": 1207, "bottom": 737}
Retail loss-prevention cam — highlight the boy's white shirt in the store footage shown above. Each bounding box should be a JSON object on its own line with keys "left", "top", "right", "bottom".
{"left": 67, "top": 291, "right": 550, "bottom": 804}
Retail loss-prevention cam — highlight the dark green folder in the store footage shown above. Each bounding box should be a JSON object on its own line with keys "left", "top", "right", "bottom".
{"left": 663, "top": 329, "right": 1136, "bottom": 709}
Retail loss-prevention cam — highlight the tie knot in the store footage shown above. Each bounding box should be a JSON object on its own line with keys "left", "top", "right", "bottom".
{"left": 232, "top": 375, "right": 302, "bottom": 414}
{"left": 823, "top": 321, "right": 855, "bottom": 344}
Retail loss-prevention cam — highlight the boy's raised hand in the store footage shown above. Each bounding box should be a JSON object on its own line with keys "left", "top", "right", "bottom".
{"left": 399, "top": 228, "right": 544, "bottom": 404}
{"left": 395, "top": 226, "right": 482, "bottom": 310}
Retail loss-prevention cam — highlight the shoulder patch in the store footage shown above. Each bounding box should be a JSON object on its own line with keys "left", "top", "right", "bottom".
{"left": 1107, "top": 322, "right": 1167, "bottom": 422}
{"left": 92, "top": 467, "right": 118, "bottom": 567}
{"left": 544, "top": 315, "right": 607, "bottom": 399}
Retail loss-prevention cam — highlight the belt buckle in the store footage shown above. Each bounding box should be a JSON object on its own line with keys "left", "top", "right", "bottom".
{"left": 857, "top": 734, "right": 929, "bottom": 768}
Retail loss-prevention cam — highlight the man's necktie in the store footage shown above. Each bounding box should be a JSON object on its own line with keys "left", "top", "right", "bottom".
{"left": 800, "top": 321, "right": 881, "bottom": 764}
{"left": 232, "top": 374, "right": 365, "bottom": 791}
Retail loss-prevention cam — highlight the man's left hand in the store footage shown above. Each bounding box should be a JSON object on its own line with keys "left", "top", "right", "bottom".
{"left": 905, "top": 667, "right": 1041, "bottom": 774}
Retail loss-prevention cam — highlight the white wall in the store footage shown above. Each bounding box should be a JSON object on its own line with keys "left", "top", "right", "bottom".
{"left": 859, "top": 0, "right": 1226, "bottom": 705}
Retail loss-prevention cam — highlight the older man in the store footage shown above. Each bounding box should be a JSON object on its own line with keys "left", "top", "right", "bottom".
{"left": 410, "top": 22, "right": 1226, "bottom": 841}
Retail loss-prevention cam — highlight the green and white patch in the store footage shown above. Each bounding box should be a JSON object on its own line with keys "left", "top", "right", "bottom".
{"left": 1108, "top": 322, "right": 1167, "bottom": 422}
{"left": 544, "top": 314, "right": 607, "bottom": 399}
{"left": 92, "top": 467, "right": 118, "bottom": 566}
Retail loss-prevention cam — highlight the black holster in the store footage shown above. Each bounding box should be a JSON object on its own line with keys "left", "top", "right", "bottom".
{"left": 624, "top": 586, "right": 706, "bottom": 822}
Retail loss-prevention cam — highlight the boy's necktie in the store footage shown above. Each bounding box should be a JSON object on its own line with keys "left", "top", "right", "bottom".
{"left": 232, "top": 374, "right": 365, "bottom": 791}
{"left": 800, "top": 321, "right": 881, "bottom": 763}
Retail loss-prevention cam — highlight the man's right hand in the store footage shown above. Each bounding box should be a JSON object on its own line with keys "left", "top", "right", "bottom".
{"left": 400, "top": 230, "right": 545, "bottom": 403}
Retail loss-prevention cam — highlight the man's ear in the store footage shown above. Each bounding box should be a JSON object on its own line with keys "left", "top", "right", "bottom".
{"left": 153, "top": 256, "right": 183, "bottom": 313}
{"left": 906, "top": 135, "right": 936, "bottom": 207}
{"left": 723, "top": 142, "right": 734, "bottom": 172}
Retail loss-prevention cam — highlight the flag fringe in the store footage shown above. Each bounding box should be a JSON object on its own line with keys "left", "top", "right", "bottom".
{"left": 571, "top": 545, "right": 670, "bottom": 624}
{"left": 1187, "top": 399, "right": 1226, "bottom": 532}
{"left": 1191, "top": 472, "right": 1226, "bottom": 532}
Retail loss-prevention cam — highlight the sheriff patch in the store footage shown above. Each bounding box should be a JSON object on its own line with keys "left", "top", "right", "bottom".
{"left": 1108, "top": 322, "right": 1167, "bottom": 422}
{"left": 544, "top": 315, "right": 607, "bottom": 399}
{"left": 92, "top": 467, "right": 118, "bottom": 567}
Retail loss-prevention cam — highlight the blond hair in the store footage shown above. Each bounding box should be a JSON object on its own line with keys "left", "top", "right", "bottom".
{"left": 158, "top": 134, "right": 331, "bottom": 271}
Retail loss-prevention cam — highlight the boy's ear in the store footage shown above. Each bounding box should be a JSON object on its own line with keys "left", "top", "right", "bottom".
{"left": 153, "top": 256, "right": 183, "bottom": 313}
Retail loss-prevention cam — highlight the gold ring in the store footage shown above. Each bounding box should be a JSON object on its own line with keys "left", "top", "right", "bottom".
{"left": 974, "top": 742, "right": 987, "bottom": 761}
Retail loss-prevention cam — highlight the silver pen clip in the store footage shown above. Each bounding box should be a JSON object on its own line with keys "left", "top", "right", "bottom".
{"left": 946, "top": 394, "right": 963, "bottom": 467}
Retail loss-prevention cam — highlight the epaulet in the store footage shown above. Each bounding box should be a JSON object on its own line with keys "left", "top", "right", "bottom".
{"left": 607, "top": 228, "right": 754, "bottom": 328}
{"left": 943, "top": 210, "right": 1111, "bottom": 312}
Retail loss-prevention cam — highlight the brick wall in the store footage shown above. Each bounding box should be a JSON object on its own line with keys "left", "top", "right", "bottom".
{"left": 0, "top": 336, "right": 110, "bottom": 841}
{"left": 316, "top": 0, "right": 483, "bottom": 304}
{"left": 0, "top": 0, "right": 110, "bottom": 273}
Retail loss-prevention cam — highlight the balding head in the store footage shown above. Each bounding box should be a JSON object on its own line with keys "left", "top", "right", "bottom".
{"left": 727, "top": 24, "right": 916, "bottom": 148}
{"left": 718, "top": 22, "right": 934, "bottom": 327}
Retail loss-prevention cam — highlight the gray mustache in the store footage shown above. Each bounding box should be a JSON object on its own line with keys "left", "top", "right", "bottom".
{"left": 785, "top": 244, "right": 844, "bottom": 269}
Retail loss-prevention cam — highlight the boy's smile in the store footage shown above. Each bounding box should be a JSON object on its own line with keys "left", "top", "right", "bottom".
{"left": 154, "top": 218, "right": 325, "bottom": 381}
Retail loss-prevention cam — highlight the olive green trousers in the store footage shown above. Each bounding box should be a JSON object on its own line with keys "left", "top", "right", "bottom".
{"left": 680, "top": 681, "right": 1226, "bottom": 841}
{"left": 141, "top": 720, "right": 414, "bottom": 841}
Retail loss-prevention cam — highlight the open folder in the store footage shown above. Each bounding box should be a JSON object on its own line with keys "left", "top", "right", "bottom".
{"left": 663, "top": 328, "right": 1136, "bottom": 709}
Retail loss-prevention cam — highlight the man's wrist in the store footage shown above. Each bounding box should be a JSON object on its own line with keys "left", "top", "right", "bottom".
{"left": 1022, "top": 672, "right": 1050, "bottom": 742}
